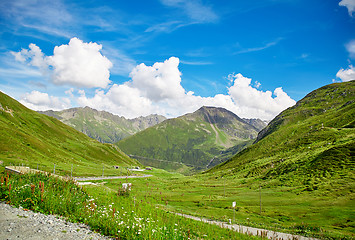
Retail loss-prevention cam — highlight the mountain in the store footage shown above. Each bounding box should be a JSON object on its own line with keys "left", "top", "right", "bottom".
{"left": 242, "top": 118, "right": 268, "bottom": 131}
{"left": 0, "top": 91, "right": 138, "bottom": 176}
{"left": 39, "top": 107, "right": 166, "bottom": 143}
{"left": 208, "top": 81, "right": 354, "bottom": 191}
{"left": 117, "top": 106, "right": 260, "bottom": 172}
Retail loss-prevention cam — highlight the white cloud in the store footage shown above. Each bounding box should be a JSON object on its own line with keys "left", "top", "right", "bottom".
{"left": 336, "top": 65, "right": 355, "bottom": 82}
{"left": 13, "top": 37, "right": 113, "bottom": 88}
{"left": 129, "top": 57, "right": 185, "bottom": 101}
{"left": 227, "top": 74, "right": 296, "bottom": 119}
{"left": 346, "top": 40, "right": 355, "bottom": 58}
{"left": 20, "top": 90, "right": 71, "bottom": 111}
{"left": 47, "top": 37, "right": 113, "bottom": 88}
{"left": 77, "top": 85, "right": 158, "bottom": 119}
{"left": 13, "top": 45, "right": 295, "bottom": 120}
{"left": 11, "top": 44, "right": 47, "bottom": 70}
{"left": 65, "top": 88, "right": 75, "bottom": 98}
{"left": 76, "top": 57, "right": 295, "bottom": 120}
{"left": 339, "top": 0, "right": 355, "bottom": 16}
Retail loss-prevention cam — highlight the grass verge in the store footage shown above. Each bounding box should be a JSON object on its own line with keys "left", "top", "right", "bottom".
{"left": 0, "top": 170, "right": 261, "bottom": 240}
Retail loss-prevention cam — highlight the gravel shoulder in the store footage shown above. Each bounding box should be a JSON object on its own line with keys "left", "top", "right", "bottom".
{"left": 0, "top": 202, "right": 111, "bottom": 240}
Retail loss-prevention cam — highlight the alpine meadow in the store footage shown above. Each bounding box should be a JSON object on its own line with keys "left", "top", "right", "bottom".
{"left": 1, "top": 0, "right": 354, "bottom": 239}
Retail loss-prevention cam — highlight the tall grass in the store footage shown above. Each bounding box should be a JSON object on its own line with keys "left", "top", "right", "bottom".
{"left": 0, "top": 171, "right": 261, "bottom": 239}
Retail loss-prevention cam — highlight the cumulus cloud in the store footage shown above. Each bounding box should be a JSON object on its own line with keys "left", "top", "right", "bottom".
{"left": 77, "top": 84, "right": 158, "bottom": 119}
{"left": 77, "top": 57, "right": 295, "bottom": 120}
{"left": 336, "top": 65, "right": 355, "bottom": 82}
{"left": 47, "top": 37, "right": 112, "bottom": 88}
{"left": 129, "top": 57, "right": 185, "bottom": 101}
{"left": 13, "top": 37, "right": 113, "bottom": 88}
{"left": 12, "top": 44, "right": 47, "bottom": 70}
{"left": 227, "top": 74, "right": 296, "bottom": 119}
{"left": 339, "top": 0, "right": 355, "bottom": 16}
{"left": 13, "top": 43, "right": 295, "bottom": 120}
{"left": 20, "top": 90, "right": 71, "bottom": 111}
{"left": 346, "top": 40, "right": 355, "bottom": 58}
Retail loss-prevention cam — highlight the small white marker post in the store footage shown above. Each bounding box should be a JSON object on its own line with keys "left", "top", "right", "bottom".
{"left": 53, "top": 164, "right": 56, "bottom": 174}
{"left": 232, "top": 201, "right": 236, "bottom": 224}
{"left": 259, "top": 184, "right": 262, "bottom": 215}
{"left": 71, "top": 164, "right": 73, "bottom": 178}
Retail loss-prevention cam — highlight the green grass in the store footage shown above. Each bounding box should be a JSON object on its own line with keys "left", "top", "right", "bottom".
{"left": 117, "top": 106, "right": 258, "bottom": 172}
{"left": 0, "top": 170, "right": 262, "bottom": 240}
{"left": 0, "top": 91, "right": 139, "bottom": 177}
{"left": 0, "top": 161, "right": 353, "bottom": 239}
{"left": 103, "top": 168, "right": 354, "bottom": 239}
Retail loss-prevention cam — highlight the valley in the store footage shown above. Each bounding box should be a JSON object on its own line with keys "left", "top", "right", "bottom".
{"left": 0, "top": 81, "right": 354, "bottom": 239}
{"left": 117, "top": 106, "right": 263, "bottom": 173}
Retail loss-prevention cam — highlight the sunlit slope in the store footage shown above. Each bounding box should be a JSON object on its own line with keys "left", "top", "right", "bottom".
{"left": 209, "top": 81, "right": 355, "bottom": 190}
{"left": 0, "top": 91, "right": 138, "bottom": 176}
{"left": 117, "top": 106, "right": 259, "bottom": 171}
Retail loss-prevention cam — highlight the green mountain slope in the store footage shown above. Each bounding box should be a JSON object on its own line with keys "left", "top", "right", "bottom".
{"left": 39, "top": 107, "right": 166, "bottom": 143}
{"left": 0, "top": 91, "right": 138, "bottom": 176}
{"left": 208, "top": 81, "right": 355, "bottom": 191}
{"left": 117, "top": 106, "right": 260, "bottom": 172}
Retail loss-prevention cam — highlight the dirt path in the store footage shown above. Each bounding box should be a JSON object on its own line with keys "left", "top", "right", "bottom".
{"left": 175, "top": 213, "right": 319, "bottom": 240}
{"left": 0, "top": 202, "right": 111, "bottom": 240}
{"left": 74, "top": 174, "right": 152, "bottom": 181}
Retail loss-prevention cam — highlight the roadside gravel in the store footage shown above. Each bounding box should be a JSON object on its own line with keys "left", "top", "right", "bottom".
{"left": 0, "top": 202, "right": 111, "bottom": 240}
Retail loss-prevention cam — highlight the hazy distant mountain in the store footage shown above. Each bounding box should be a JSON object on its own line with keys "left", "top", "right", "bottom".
{"left": 242, "top": 118, "right": 268, "bottom": 131}
{"left": 39, "top": 107, "right": 166, "bottom": 143}
{"left": 117, "top": 106, "right": 261, "bottom": 172}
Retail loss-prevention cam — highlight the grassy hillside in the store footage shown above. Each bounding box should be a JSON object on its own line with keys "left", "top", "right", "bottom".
{"left": 117, "top": 106, "right": 260, "bottom": 172}
{"left": 40, "top": 107, "right": 166, "bottom": 143}
{"left": 0, "top": 91, "right": 138, "bottom": 176}
{"left": 118, "top": 81, "right": 353, "bottom": 239}
{"left": 208, "top": 81, "right": 354, "bottom": 191}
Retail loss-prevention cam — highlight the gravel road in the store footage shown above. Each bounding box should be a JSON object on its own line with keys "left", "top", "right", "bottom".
{"left": 0, "top": 202, "right": 111, "bottom": 240}
{"left": 175, "top": 213, "right": 319, "bottom": 240}
{"left": 74, "top": 174, "right": 152, "bottom": 181}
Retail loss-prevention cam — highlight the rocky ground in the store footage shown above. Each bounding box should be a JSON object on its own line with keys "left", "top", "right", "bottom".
{"left": 0, "top": 202, "right": 111, "bottom": 240}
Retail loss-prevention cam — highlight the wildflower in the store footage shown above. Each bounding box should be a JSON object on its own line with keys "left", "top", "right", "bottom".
{"left": 31, "top": 184, "right": 35, "bottom": 194}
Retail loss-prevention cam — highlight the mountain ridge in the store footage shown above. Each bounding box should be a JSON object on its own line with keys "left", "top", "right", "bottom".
{"left": 117, "top": 106, "right": 263, "bottom": 172}
{"left": 208, "top": 80, "right": 354, "bottom": 193}
{"left": 39, "top": 107, "right": 167, "bottom": 143}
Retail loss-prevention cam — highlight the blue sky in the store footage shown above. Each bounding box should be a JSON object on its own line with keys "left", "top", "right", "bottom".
{"left": 0, "top": 0, "right": 354, "bottom": 120}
